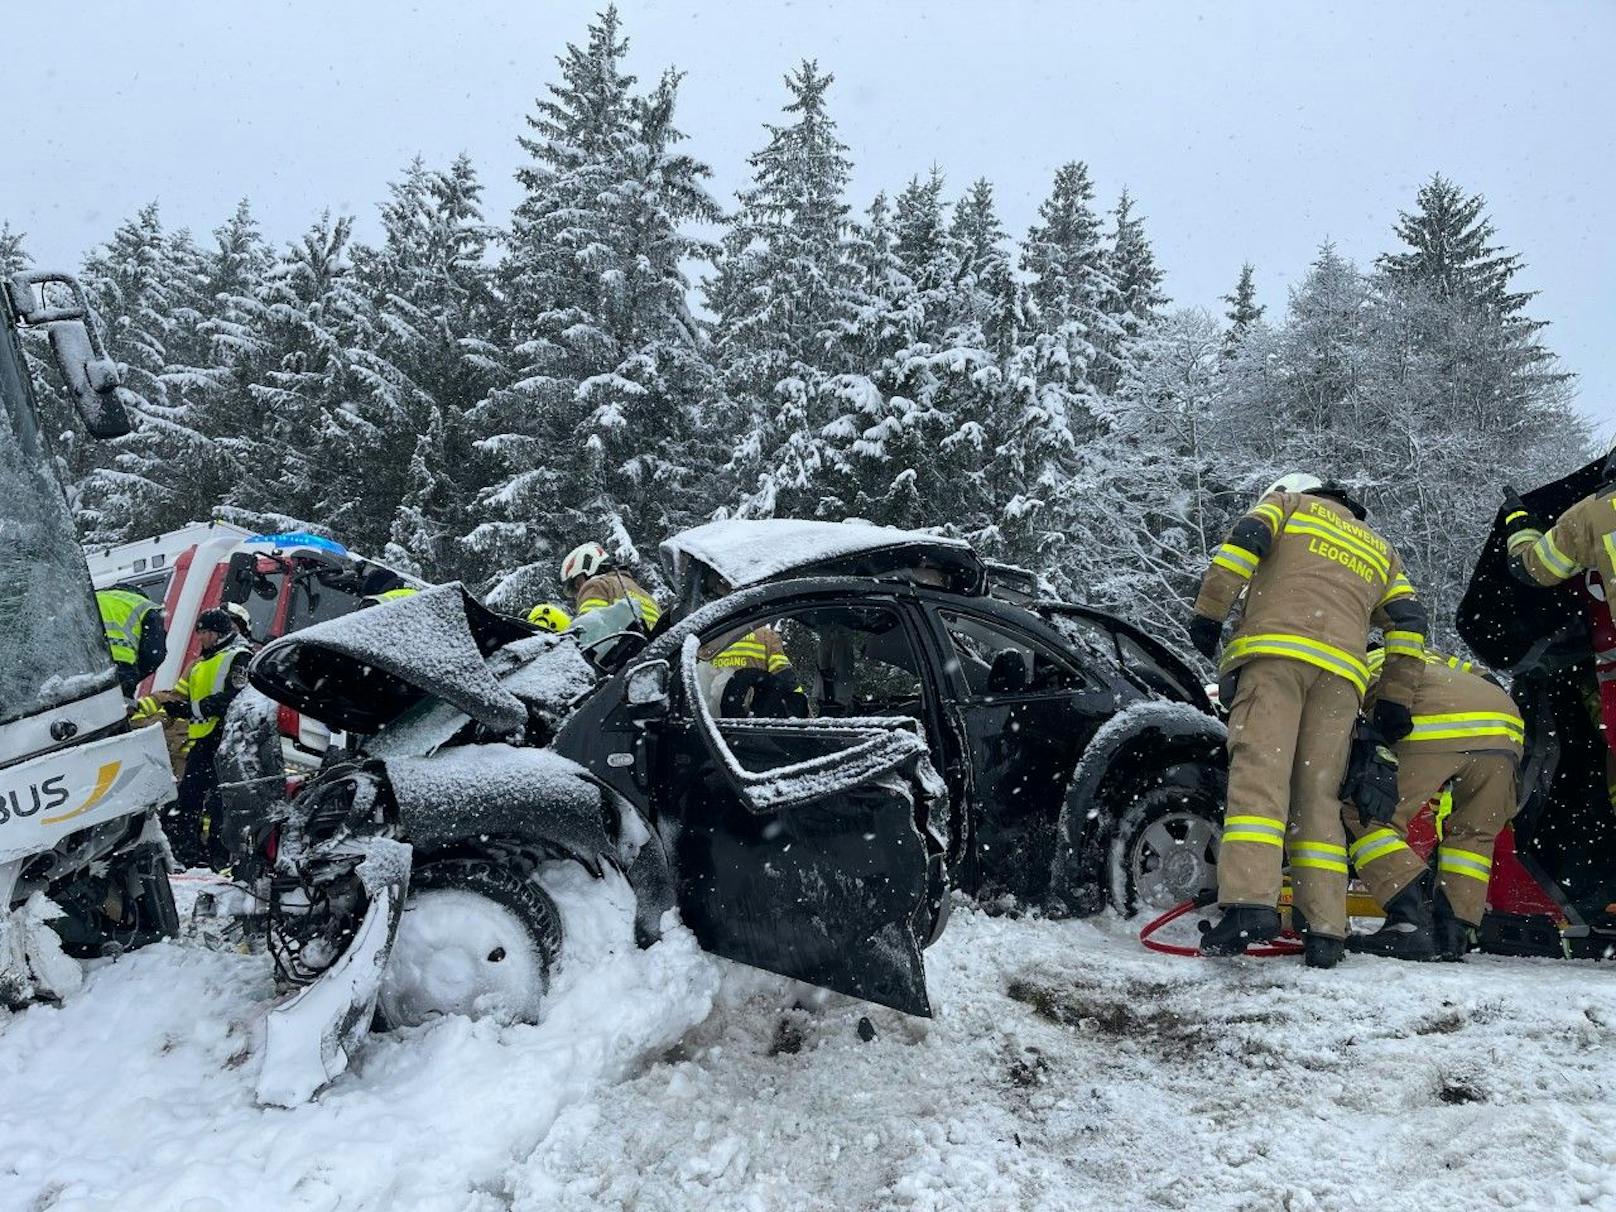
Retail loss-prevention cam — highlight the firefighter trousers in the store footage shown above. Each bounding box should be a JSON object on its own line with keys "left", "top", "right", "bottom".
{"left": 166, "top": 732, "right": 220, "bottom": 870}
{"left": 1342, "top": 749, "right": 1518, "bottom": 926}
{"left": 1220, "top": 657, "right": 1359, "bottom": 939}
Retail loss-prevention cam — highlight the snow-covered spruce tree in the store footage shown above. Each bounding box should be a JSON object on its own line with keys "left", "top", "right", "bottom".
{"left": 1377, "top": 173, "right": 1571, "bottom": 444}
{"left": 941, "top": 180, "right": 1034, "bottom": 554}
{"left": 1096, "top": 188, "right": 1168, "bottom": 395}
{"left": 1379, "top": 173, "right": 1533, "bottom": 315}
{"left": 818, "top": 171, "right": 1000, "bottom": 531}
{"left": 1019, "top": 161, "right": 1119, "bottom": 408}
{"left": 705, "top": 59, "right": 858, "bottom": 519}
{"left": 469, "top": 6, "right": 719, "bottom": 607}
{"left": 232, "top": 212, "right": 411, "bottom": 543}
{"left": 1220, "top": 261, "right": 1264, "bottom": 357}
{"left": 1079, "top": 307, "right": 1231, "bottom": 646}
{"left": 352, "top": 155, "right": 500, "bottom": 581}
{"left": 177, "top": 199, "right": 276, "bottom": 521}
{"left": 76, "top": 203, "right": 217, "bottom": 543}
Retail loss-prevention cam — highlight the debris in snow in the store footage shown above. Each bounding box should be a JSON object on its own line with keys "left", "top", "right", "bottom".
{"left": 0, "top": 894, "right": 83, "bottom": 1006}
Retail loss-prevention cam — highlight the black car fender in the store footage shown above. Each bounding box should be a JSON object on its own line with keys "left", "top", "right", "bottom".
{"left": 383, "top": 743, "right": 675, "bottom": 946}
{"left": 1046, "top": 700, "right": 1227, "bottom": 916}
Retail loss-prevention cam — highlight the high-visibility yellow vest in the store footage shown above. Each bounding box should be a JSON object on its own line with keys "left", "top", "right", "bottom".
{"left": 177, "top": 640, "right": 248, "bottom": 741}
{"left": 97, "top": 588, "right": 156, "bottom": 666}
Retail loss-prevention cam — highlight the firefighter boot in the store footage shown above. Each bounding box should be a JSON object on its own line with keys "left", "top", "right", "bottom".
{"left": 1304, "top": 933, "right": 1345, "bottom": 968}
{"left": 1198, "top": 905, "right": 1281, "bottom": 956}
{"left": 1347, "top": 871, "right": 1436, "bottom": 961}
{"left": 1433, "top": 887, "right": 1472, "bottom": 962}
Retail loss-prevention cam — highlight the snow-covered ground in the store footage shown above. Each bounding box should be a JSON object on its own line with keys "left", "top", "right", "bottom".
{"left": 2, "top": 880, "right": 1613, "bottom": 1212}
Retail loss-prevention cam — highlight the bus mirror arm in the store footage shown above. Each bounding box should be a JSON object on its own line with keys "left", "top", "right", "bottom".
{"left": 8, "top": 270, "right": 131, "bottom": 440}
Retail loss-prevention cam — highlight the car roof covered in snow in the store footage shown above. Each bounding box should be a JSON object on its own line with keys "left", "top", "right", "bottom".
{"left": 660, "top": 519, "right": 985, "bottom": 600}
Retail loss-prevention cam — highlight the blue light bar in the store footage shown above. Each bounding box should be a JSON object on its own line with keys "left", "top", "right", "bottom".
{"left": 246, "top": 531, "right": 349, "bottom": 556}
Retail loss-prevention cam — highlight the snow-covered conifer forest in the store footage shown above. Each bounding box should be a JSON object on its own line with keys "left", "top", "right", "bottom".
{"left": 2, "top": 6, "right": 1586, "bottom": 647}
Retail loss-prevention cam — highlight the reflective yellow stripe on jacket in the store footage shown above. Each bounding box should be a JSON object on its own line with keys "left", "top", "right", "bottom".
{"left": 578, "top": 590, "right": 661, "bottom": 629}
{"left": 1532, "top": 531, "right": 1579, "bottom": 580}
{"left": 1403, "top": 711, "right": 1524, "bottom": 745}
{"left": 1222, "top": 633, "right": 1371, "bottom": 695}
{"left": 710, "top": 632, "right": 791, "bottom": 673}
{"left": 1212, "top": 543, "right": 1261, "bottom": 581}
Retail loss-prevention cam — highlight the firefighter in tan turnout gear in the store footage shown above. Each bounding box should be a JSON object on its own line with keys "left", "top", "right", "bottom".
{"left": 560, "top": 541, "right": 662, "bottom": 630}
{"left": 1344, "top": 647, "right": 1523, "bottom": 961}
{"left": 1188, "top": 473, "right": 1429, "bottom": 968}
{"left": 1502, "top": 464, "right": 1616, "bottom": 592}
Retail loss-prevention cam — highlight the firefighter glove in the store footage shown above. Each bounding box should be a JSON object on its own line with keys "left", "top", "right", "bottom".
{"left": 132, "top": 695, "right": 159, "bottom": 721}
{"left": 1188, "top": 614, "right": 1221, "bottom": 660}
{"left": 1501, "top": 490, "right": 1541, "bottom": 541}
{"left": 1372, "top": 699, "right": 1414, "bottom": 743}
{"left": 1341, "top": 723, "right": 1401, "bottom": 826}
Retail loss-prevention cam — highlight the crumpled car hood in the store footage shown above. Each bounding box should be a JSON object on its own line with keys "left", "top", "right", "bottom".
{"left": 249, "top": 583, "right": 530, "bottom": 734}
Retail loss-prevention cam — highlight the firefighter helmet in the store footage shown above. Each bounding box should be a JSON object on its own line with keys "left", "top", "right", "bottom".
{"left": 527, "top": 603, "right": 572, "bottom": 632}
{"left": 196, "top": 608, "right": 235, "bottom": 639}
{"left": 560, "top": 542, "right": 611, "bottom": 585}
{"left": 1260, "top": 472, "right": 1323, "bottom": 501}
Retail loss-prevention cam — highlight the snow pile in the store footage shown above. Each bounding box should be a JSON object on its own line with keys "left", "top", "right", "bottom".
{"left": 0, "top": 867, "right": 720, "bottom": 1211}
{"left": 3, "top": 894, "right": 1615, "bottom": 1210}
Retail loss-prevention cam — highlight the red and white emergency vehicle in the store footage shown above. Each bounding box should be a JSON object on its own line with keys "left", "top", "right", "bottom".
{"left": 87, "top": 522, "right": 422, "bottom": 771}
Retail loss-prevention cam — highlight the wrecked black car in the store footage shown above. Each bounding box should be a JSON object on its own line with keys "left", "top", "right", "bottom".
{"left": 224, "top": 521, "right": 1223, "bottom": 1102}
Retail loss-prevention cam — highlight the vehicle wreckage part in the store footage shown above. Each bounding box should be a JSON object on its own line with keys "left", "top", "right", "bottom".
{"left": 249, "top": 584, "right": 528, "bottom": 736}
{"left": 384, "top": 743, "right": 675, "bottom": 947}
{"left": 377, "top": 858, "right": 562, "bottom": 1029}
{"left": 258, "top": 878, "right": 403, "bottom": 1107}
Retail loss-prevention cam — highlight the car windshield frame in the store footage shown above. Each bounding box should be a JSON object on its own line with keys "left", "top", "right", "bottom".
{"left": 0, "top": 316, "right": 117, "bottom": 726}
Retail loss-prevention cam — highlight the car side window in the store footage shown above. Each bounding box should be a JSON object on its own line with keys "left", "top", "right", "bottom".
{"left": 940, "top": 610, "right": 1087, "bottom": 697}
{"left": 694, "top": 604, "right": 926, "bottom": 721}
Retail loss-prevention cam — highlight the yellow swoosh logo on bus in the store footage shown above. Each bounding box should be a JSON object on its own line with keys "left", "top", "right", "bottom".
{"left": 40, "top": 762, "right": 121, "bottom": 826}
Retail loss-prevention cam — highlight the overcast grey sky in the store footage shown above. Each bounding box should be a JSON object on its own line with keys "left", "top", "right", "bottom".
{"left": 6, "top": 0, "right": 1613, "bottom": 432}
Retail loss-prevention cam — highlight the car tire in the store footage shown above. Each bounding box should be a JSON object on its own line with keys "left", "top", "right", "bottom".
{"left": 377, "top": 856, "right": 564, "bottom": 1029}
{"left": 1107, "top": 780, "right": 1222, "bottom": 918}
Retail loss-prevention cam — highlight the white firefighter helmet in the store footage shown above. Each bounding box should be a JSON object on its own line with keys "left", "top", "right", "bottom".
{"left": 559, "top": 542, "right": 611, "bottom": 585}
{"left": 1260, "top": 472, "right": 1324, "bottom": 501}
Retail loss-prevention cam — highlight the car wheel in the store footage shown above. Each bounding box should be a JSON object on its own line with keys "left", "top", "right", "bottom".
{"left": 377, "top": 857, "right": 564, "bottom": 1029}
{"left": 1107, "top": 782, "right": 1222, "bottom": 918}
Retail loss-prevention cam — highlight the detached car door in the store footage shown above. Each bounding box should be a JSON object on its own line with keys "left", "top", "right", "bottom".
{"left": 651, "top": 601, "right": 947, "bottom": 1016}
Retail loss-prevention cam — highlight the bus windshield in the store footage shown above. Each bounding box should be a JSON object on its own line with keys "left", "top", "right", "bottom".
{"left": 0, "top": 319, "right": 116, "bottom": 727}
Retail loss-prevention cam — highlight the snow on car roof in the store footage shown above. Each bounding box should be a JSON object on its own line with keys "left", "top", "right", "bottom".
{"left": 661, "top": 519, "right": 976, "bottom": 593}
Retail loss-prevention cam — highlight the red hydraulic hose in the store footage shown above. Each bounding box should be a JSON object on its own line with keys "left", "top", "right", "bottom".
{"left": 1139, "top": 898, "right": 1304, "bottom": 958}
